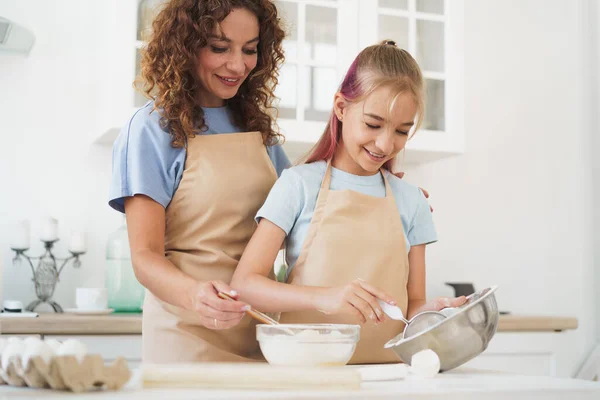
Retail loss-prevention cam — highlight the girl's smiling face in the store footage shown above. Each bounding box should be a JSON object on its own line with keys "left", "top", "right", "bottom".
{"left": 333, "top": 85, "right": 417, "bottom": 176}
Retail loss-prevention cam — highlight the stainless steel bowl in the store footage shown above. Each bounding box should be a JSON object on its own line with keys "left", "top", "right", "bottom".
{"left": 384, "top": 286, "right": 499, "bottom": 372}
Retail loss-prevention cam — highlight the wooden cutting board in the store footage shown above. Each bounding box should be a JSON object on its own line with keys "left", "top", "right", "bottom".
{"left": 142, "top": 363, "right": 361, "bottom": 390}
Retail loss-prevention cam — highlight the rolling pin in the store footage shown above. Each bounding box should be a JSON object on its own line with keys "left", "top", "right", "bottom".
{"left": 142, "top": 362, "right": 361, "bottom": 390}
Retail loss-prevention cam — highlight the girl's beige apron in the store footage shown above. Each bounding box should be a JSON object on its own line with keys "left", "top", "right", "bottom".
{"left": 279, "top": 161, "right": 409, "bottom": 364}
{"left": 142, "top": 131, "right": 277, "bottom": 363}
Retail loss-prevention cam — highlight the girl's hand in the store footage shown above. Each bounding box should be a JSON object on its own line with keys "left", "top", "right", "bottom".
{"left": 187, "top": 280, "right": 250, "bottom": 330}
{"left": 415, "top": 296, "right": 467, "bottom": 314}
{"left": 316, "top": 279, "right": 397, "bottom": 324}
{"left": 393, "top": 172, "right": 433, "bottom": 212}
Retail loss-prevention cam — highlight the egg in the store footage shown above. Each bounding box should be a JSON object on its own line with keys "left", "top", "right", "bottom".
{"left": 0, "top": 338, "right": 8, "bottom": 355}
{"left": 56, "top": 339, "right": 87, "bottom": 363}
{"left": 45, "top": 339, "right": 62, "bottom": 354}
{"left": 410, "top": 349, "right": 441, "bottom": 378}
{"left": 23, "top": 336, "right": 42, "bottom": 347}
{"left": 1, "top": 338, "right": 26, "bottom": 370}
{"left": 22, "top": 340, "right": 54, "bottom": 369}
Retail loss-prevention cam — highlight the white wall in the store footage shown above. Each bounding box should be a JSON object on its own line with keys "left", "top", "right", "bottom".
{"left": 587, "top": 0, "right": 600, "bottom": 346}
{"left": 0, "top": 1, "right": 121, "bottom": 311}
{"left": 590, "top": 0, "right": 600, "bottom": 343}
{"left": 403, "top": 0, "right": 596, "bottom": 375}
{"left": 0, "top": 0, "right": 596, "bottom": 375}
{"left": 578, "top": 0, "right": 599, "bottom": 350}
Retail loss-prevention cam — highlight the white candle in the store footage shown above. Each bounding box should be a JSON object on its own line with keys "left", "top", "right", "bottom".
{"left": 69, "top": 231, "right": 86, "bottom": 253}
{"left": 10, "top": 220, "right": 30, "bottom": 250}
{"left": 40, "top": 217, "right": 59, "bottom": 242}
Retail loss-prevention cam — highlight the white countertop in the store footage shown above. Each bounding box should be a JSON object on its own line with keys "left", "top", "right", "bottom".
{"left": 0, "top": 368, "right": 598, "bottom": 399}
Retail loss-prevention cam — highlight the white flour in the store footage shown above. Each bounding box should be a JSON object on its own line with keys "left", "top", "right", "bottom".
{"left": 259, "top": 329, "right": 355, "bottom": 366}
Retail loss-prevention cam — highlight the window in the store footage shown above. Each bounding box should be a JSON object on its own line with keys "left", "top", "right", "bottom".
{"left": 274, "top": 0, "right": 463, "bottom": 162}
{"left": 377, "top": 0, "right": 446, "bottom": 131}
{"left": 113, "top": 0, "right": 463, "bottom": 163}
{"left": 134, "top": 0, "right": 168, "bottom": 108}
{"left": 275, "top": 0, "right": 340, "bottom": 123}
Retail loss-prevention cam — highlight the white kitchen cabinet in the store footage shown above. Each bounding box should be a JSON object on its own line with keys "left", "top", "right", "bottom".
{"left": 35, "top": 332, "right": 575, "bottom": 378}
{"left": 275, "top": 0, "right": 464, "bottom": 165}
{"left": 95, "top": 0, "right": 464, "bottom": 166}
{"left": 44, "top": 335, "right": 142, "bottom": 369}
{"left": 463, "top": 332, "right": 577, "bottom": 378}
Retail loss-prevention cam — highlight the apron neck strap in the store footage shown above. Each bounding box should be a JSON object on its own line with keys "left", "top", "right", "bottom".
{"left": 322, "top": 159, "right": 334, "bottom": 190}
{"left": 381, "top": 170, "right": 392, "bottom": 197}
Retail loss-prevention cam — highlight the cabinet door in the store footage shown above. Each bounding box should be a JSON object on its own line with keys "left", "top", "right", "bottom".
{"left": 44, "top": 335, "right": 142, "bottom": 364}
{"left": 274, "top": 0, "right": 359, "bottom": 161}
{"left": 462, "top": 332, "right": 576, "bottom": 378}
{"left": 134, "top": 0, "right": 170, "bottom": 108}
{"left": 360, "top": 0, "right": 464, "bottom": 164}
{"left": 276, "top": 0, "right": 464, "bottom": 164}
{"left": 375, "top": 0, "right": 446, "bottom": 132}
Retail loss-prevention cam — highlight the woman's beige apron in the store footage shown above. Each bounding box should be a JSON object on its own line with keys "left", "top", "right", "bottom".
{"left": 279, "top": 161, "right": 409, "bottom": 364}
{"left": 142, "top": 131, "right": 277, "bottom": 363}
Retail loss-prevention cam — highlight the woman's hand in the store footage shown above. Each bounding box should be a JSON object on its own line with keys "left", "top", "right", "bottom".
{"left": 412, "top": 296, "right": 467, "bottom": 316}
{"left": 393, "top": 172, "right": 433, "bottom": 212}
{"left": 316, "top": 279, "right": 397, "bottom": 324}
{"left": 187, "top": 280, "right": 251, "bottom": 330}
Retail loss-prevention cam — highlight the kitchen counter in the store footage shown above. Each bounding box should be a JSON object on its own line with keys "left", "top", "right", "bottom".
{"left": 0, "top": 367, "right": 597, "bottom": 399}
{"left": 0, "top": 313, "right": 142, "bottom": 335}
{"left": 497, "top": 315, "right": 578, "bottom": 332}
{"left": 0, "top": 314, "right": 578, "bottom": 335}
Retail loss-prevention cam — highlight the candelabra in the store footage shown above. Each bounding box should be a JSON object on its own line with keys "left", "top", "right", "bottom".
{"left": 10, "top": 240, "right": 84, "bottom": 313}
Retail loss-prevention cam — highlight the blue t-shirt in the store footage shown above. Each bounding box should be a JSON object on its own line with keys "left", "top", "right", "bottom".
{"left": 109, "top": 101, "right": 291, "bottom": 212}
{"left": 256, "top": 161, "right": 437, "bottom": 277}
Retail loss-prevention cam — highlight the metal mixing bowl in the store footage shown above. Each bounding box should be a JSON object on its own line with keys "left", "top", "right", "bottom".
{"left": 384, "top": 286, "right": 499, "bottom": 372}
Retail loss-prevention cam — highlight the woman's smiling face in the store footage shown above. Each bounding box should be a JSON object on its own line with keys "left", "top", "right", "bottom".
{"left": 195, "top": 7, "right": 260, "bottom": 107}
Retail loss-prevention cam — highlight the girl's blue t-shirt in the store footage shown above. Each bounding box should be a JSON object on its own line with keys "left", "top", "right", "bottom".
{"left": 109, "top": 101, "right": 291, "bottom": 213}
{"left": 256, "top": 161, "right": 437, "bottom": 278}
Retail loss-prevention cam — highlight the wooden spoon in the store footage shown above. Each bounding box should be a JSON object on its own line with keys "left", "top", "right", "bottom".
{"left": 217, "top": 292, "right": 279, "bottom": 325}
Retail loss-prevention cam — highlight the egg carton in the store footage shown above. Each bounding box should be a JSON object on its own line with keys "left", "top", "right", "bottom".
{"left": 0, "top": 354, "right": 131, "bottom": 393}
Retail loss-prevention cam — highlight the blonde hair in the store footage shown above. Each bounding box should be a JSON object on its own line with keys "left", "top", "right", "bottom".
{"left": 305, "top": 40, "right": 424, "bottom": 170}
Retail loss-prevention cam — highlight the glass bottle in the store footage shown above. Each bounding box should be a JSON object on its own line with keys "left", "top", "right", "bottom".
{"left": 106, "top": 217, "right": 145, "bottom": 312}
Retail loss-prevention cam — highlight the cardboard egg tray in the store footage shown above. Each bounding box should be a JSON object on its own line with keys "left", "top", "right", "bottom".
{"left": 0, "top": 354, "right": 131, "bottom": 393}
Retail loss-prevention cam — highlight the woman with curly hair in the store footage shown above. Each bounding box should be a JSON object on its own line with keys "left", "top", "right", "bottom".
{"left": 109, "top": 0, "right": 288, "bottom": 363}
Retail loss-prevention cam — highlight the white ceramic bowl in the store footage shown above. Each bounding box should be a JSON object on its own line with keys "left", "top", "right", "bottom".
{"left": 257, "top": 324, "right": 360, "bottom": 366}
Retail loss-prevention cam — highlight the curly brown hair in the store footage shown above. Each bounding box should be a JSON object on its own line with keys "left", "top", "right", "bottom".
{"left": 135, "top": 0, "right": 285, "bottom": 148}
